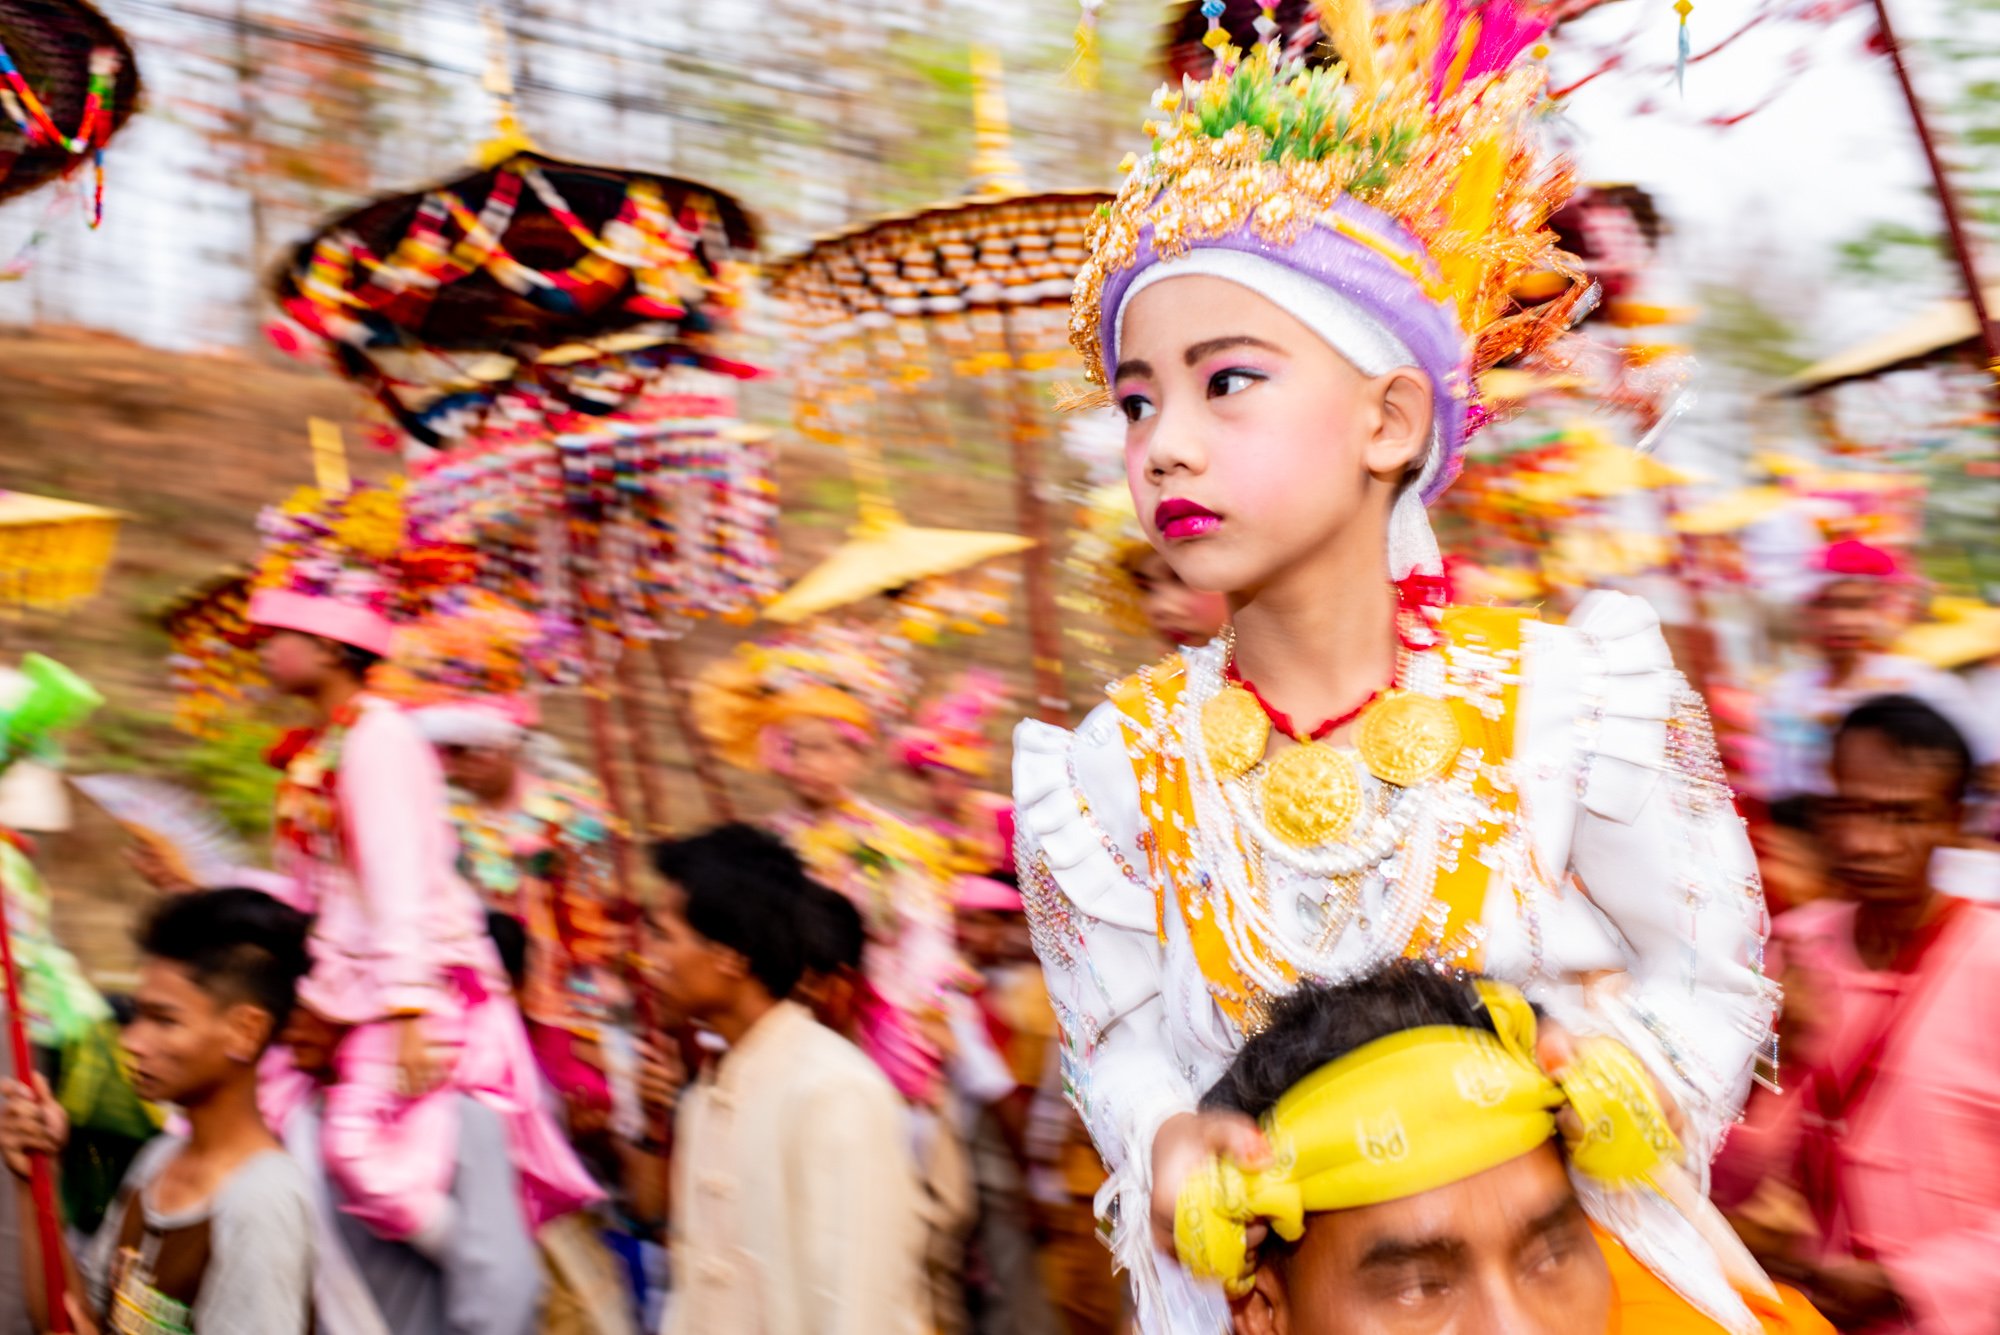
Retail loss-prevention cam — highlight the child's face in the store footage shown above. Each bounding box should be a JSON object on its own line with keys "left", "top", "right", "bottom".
{"left": 1230, "top": 1145, "right": 1610, "bottom": 1335}
{"left": 777, "top": 716, "right": 868, "bottom": 809}
{"left": 1113, "top": 276, "right": 1432, "bottom": 601}
{"left": 955, "top": 908, "right": 1032, "bottom": 969}
{"left": 258, "top": 629, "right": 340, "bottom": 696}
{"left": 1807, "top": 579, "right": 1890, "bottom": 657}
{"left": 122, "top": 959, "right": 270, "bottom": 1105}
{"left": 1129, "top": 548, "right": 1230, "bottom": 647}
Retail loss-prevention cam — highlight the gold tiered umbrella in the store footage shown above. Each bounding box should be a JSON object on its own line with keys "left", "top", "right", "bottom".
{"left": 764, "top": 48, "right": 1111, "bottom": 724}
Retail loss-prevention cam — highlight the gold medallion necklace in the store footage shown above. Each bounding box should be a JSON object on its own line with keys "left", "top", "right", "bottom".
{"left": 1201, "top": 636, "right": 1462, "bottom": 846}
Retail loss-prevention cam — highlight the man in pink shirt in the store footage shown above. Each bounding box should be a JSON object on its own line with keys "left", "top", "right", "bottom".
{"left": 1718, "top": 695, "right": 2000, "bottom": 1333}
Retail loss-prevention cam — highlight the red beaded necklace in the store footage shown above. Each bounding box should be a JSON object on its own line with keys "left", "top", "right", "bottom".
{"left": 1223, "top": 655, "right": 1398, "bottom": 744}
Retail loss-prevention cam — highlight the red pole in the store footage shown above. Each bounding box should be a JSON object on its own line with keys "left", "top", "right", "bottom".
{"left": 1870, "top": 0, "right": 2000, "bottom": 396}
{"left": 0, "top": 877, "right": 71, "bottom": 1332}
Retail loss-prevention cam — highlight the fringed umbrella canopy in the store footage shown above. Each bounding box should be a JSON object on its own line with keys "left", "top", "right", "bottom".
{"left": 0, "top": 0, "right": 138, "bottom": 204}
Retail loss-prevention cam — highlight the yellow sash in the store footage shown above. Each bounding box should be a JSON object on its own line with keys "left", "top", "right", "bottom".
{"left": 1110, "top": 607, "right": 1531, "bottom": 1032}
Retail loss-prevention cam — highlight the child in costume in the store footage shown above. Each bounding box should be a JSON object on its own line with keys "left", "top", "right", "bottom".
{"left": 379, "top": 592, "right": 626, "bottom": 1117}
{"left": 694, "top": 626, "right": 966, "bottom": 1108}
{"left": 895, "top": 670, "right": 1017, "bottom": 878}
{"left": 236, "top": 484, "right": 600, "bottom": 1248}
{"left": 1012, "top": 19, "right": 1776, "bottom": 1334}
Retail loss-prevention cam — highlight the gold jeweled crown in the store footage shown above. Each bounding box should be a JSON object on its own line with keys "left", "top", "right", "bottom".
{"left": 1073, "top": 2, "right": 1589, "bottom": 396}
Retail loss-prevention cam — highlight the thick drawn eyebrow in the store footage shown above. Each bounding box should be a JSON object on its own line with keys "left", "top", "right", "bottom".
{"left": 1356, "top": 1195, "right": 1584, "bottom": 1273}
{"left": 1358, "top": 1235, "right": 1465, "bottom": 1272}
{"left": 1184, "top": 335, "right": 1284, "bottom": 365}
{"left": 1112, "top": 358, "right": 1154, "bottom": 382}
{"left": 1514, "top": 1195, "right": 1589, "bottom": 1252}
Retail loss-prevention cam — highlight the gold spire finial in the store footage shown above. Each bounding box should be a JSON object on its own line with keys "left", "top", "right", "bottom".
{"left": 967, "top": 46, "right": 1025, "bottom": 197}
{"left": 473, "top": 5, "right": 538, "bottom": 168}
{"left": 308, "top": 418, "right": 350, "bottom": 497}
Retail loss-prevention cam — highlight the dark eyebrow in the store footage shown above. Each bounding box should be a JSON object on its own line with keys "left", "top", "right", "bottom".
{"left": 1112, "top": 358, "right": 1153, "bottom": 382}
{"left": 1184, "top": 335, "right": 1285, "bottom": 365}
{"left": 1357, "top": 1234, "right": 1467, "bottom": 1272}
{"left": 1515, "top": 1193, "right": 1590, "bottom": 1252}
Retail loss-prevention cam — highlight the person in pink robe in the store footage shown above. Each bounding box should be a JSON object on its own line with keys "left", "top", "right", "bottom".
{"left": 212, "top": 588, "right": 600, "bottom": 1248}
{"left": 1716, "top": 694, "right": 2000, "bottom": 1333}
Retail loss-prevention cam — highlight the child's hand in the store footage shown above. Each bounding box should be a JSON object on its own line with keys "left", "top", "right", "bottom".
{"left": 634, "top": 1038, "right": 684, "bottom": 1123}
{"left": 59, "top": 1290, "right": 105, "bottom": 1335}
{"left": 0, "top": 1075, "right": 68, "bottom": 1181}
{"left": 1149, "top": 1110, "right": 1271, "bottom": 1257}
{"left": 393, "top": 1016, "right": 444, "bottom": 1098}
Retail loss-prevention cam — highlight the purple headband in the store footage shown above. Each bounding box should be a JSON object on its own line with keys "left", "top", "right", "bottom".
{"left": 1098, "top": 194, "right": 1472, "bottom": 506}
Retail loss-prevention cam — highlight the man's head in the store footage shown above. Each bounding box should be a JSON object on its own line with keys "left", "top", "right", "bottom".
{"left": 1822, "top": 694, "right": 1970, "bottom": 906}
{"left": 1202, "top": 964, "right": 1611, "bottom": 1335}
{"left": 257, "top": 628, "right": 381, "bottom": 698}
{"left": 1807, "top": 578, "right": 1893, "bottom": 660}
{"left": 437, "top": 741, "right": 519, "bottom": 803}
{"left": 1804, "top": 540, "right": 1911, "bottom": 662}
{"left": 794, "top": 882, "right": 866, "bottom": 1035}
{"left": 648, "top": 823, "right": 813, "bottom": 1023}
{"left": 413, "top": 702, "right": 532, "bottom": 802}
{"left": 126, "top": 888, "right": 312, "bottom": 1106}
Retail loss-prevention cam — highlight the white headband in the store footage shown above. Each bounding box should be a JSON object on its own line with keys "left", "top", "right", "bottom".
{"left": 1112, "top": 249, "right": 1444, "bottom": 580}
{"left": 413, "top": 704, "right": 527, "bottom": 751}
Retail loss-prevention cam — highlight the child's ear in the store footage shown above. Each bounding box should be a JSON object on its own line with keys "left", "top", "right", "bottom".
{"left": 222, "top": 1003, "right": 276, "bottom": 1066}
{"left": 1363, "top": 367, "right": 1434, "bottom": 481}
{"left": 1228, "top": 1262, "right": 1290, "bottom": 1335}
{"left": 715, "top": 945, "right": 751, "bottom": 982}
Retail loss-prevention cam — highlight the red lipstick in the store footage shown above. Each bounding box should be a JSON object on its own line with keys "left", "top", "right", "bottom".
{"left": 1154, "top": 498, "right": 1221, "bottom": 541}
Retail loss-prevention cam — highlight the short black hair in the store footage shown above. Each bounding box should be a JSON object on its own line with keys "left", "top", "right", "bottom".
{"left": 1835, "top": 694, "right": 1974, "bottom": 804}
{"left": 1766, "top": 794, "right": 1817, "bottom": 833}
{"left": 486, "top": 910, "right": 529, "bottom": 994}
{"left": 1202, "top": 961, "right": 1498, "bottom": 1121}
{"left": 334, "top": 642, "right": 382, "bottom": 682}
{"left": 799, "top": 884, "right": 865, "bottom": 977}
{"left": 136, "top": 888, "right": 312, "bottom": 1039}
{"left": 651, "top": 823, "right": 814, "bottom": 999}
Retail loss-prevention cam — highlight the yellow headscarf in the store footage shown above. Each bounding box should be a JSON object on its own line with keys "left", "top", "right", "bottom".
{"left": 1176, "top": 981, "right": 1680, "bottom": 1296}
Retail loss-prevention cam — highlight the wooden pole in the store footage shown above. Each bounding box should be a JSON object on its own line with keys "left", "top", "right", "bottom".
{"left": 999, "top": 310, "right": 1070, "bottom": 726}
{"left": 1869, "top": 0, "right": 2000, "bottom": 397}
{"left": 649, "top": 638, "right": 735, "bottom": 824}
{"left": 613, "top": 647, "right": 668, "bottom": 838}
{"left": 0, "top": 880, "right": 71, "bottom": 1332}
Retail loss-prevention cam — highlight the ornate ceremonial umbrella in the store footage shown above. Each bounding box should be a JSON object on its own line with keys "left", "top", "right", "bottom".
{"left": 272, "top": 80, "right": 770, "bottom": 833}
{"left": 0, "top": 0, "right": 137, "bottom": 211}
{"left": 764, "top": 48, "right": 1110, "bottom": 724}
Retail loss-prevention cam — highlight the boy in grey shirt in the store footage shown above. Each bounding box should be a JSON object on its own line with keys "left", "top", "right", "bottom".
{"left": 1, "top": 890, "right": 315, "bottom": 1335}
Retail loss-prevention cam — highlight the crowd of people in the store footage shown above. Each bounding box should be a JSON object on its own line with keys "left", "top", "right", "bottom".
{"left": 5, "top": 8, "right": 2000, "bottom": 1335}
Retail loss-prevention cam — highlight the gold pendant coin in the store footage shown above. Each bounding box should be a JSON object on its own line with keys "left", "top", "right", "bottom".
{"left": 1356, "top": 689, "right": 1462, "bottom": 788}
{"left": 1202, "top": 684, "right": 1271, "bottom": 780}
{"left": 1260, "top": 742, "right": 1362, "bottom": 847}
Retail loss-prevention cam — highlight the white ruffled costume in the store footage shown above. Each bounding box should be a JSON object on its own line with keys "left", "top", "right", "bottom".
{"left": 1013, "top": 591, "right": 1778, "bottom": 1334}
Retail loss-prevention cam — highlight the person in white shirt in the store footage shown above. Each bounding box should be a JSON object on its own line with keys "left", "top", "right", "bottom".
{"left": 650, "top": 824, "right": 927, "bottom": 1335}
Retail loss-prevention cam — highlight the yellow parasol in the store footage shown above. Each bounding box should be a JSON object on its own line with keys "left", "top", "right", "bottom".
{"left": 0, "top": 491, "right": 122, "bottom": 613}
{"left": 1895, "top": 597, "right": 2000, "bottom": 670}
{"left": 763, "top": 500, "right": 1034, "bottom": 625}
